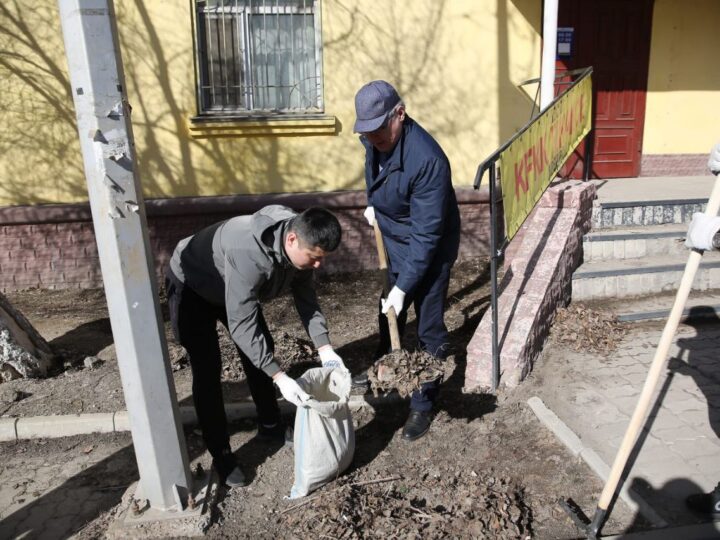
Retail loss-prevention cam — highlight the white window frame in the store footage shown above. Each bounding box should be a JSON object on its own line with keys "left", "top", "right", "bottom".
{"left": 192, "top": 0, "right": 324, "bottom": 118}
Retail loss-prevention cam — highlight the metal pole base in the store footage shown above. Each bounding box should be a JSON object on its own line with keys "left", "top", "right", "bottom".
{"left": 107, "top": 470, "right": 219, "bottom": 538}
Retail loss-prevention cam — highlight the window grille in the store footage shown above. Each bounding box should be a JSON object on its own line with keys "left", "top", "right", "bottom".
{"left": 194, "top": 0, "right": 323, "bottom": 115}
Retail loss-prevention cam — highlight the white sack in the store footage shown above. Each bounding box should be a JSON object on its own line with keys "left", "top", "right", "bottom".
{"left": 290, "top": 367, "right": 355, "bottom": 499}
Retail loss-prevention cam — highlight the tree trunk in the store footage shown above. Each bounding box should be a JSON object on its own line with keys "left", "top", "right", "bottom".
{"left": 0, "top": 292, "right": 55, "bottom": 381}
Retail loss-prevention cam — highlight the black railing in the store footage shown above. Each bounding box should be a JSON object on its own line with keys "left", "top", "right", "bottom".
{"left": 473, "top": 66, "right": 593, "bottom": 392}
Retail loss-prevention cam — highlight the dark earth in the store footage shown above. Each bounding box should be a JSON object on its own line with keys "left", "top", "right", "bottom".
{"left": 0, "top": 259, "right": 644, "bottom": 539}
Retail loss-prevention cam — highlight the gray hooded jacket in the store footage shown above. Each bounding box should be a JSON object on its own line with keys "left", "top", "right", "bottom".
{"left": 169, "top": 205, "right": 330, "bottom": 377}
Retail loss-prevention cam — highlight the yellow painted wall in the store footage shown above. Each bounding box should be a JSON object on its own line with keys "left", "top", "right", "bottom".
{"left": 644, "top": 0, "right": 720, "bottom": 154}
{"left": 0, "top": 1, "right": 541, "bottom": 206}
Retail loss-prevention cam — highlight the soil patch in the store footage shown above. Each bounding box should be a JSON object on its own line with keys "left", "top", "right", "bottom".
{"left": 0, "top": 260, "right": 641, "bottom": 538}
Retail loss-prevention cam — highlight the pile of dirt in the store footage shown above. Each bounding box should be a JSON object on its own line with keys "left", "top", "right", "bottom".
{"left": 550, "top": 304, "right": 627, "bottom": 355}
{"left": 281, "top": 469, "right": 532, "bottom": 539}
{"left": 368, "top": 350, "right": 455, "bottom": 397}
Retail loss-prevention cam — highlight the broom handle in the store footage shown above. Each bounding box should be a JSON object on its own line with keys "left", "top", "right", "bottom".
{"left": 598, "top": 173, "right": 720, "bottom": 512}
{"left": 373, "top": 221, "right": 402, "bottom": 351}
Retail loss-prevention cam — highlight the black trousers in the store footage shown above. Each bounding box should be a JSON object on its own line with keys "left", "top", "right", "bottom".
{"left": 166, "top": 271, "right": 280, "bottom": 461}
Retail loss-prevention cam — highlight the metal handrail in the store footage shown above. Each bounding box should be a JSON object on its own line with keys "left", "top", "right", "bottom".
{"left": 472, "top": 66, "right": 593, "bottom": 392}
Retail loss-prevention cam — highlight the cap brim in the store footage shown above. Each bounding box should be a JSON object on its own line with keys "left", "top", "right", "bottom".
{"left": 353, "top": 114, "right": 388, "bottom": 134}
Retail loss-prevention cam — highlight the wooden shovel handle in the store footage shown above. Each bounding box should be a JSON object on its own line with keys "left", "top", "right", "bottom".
{"left": 373, "top": 221, "right": 401, "bottom": 351}
{"left": 597, "top": 172, "right": 720, "bottom": 512}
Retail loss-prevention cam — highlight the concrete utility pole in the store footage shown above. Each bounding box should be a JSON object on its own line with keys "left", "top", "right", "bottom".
{"left": 540, "top": 0, "right": 559, "bottom": 110}
{"left": 57, "top": 0, "right": 192, "bottom": 511}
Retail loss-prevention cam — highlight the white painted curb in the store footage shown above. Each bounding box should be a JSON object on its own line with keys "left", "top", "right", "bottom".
{"left": 0, "top": 417, "right": 18, "bottom": 441}
{"left": 0, "top": 393, "right": 402, "bottom": 442}
{"left": 16, "top": 413, "right": 115, "bottom": 440}
{"left": 527, "top": 396, "right": 668, "bottom": 528}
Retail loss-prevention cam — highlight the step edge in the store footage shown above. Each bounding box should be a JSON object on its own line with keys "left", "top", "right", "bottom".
{"left": 573, "top": 260, "right": 720, "bottom": 280}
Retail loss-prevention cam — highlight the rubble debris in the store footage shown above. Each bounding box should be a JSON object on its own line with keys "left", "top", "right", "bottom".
{"left": 551, "top": 304, "right": 627, "bottom": 355}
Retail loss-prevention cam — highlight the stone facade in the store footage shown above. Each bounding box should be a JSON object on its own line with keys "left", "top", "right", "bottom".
{"left": 465, "top": 180, "right": 596, "bottom": 391}
{"left": 0, "top": 188, "right": 492, "bottom": 291}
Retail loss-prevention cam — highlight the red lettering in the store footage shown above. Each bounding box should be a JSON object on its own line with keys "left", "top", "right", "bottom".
{"left": 533, "top": 136, "right": 546, "bottom": 175}
{"left": 514, "top": 160, "right": 528, "bottom": 200}
{"left": 524, "top": 147, "right": 534, "bottom": 185}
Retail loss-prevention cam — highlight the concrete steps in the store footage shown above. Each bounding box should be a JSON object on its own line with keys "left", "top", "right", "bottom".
{"left": 583, "top": 223, "right": 690, "bottom": 261}
{"left": 572, "top": 254, "right": 720, "bottom": 300}
{"left": 583, "top": 290, "right": 720, "bottom": 323}
{"left": 573, "top": 194, "right": 720, "bottom": 305}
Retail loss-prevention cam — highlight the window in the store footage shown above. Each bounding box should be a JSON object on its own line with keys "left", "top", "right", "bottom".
{"left": 194, "top": 0, "right": 324, "bottom": 117}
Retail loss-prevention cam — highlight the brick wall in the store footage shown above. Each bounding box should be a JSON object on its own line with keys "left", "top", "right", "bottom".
{"left": 640, "top": 154, "right": 709, "bottom": 177}
{"left": 465, "top": 180, "right": 596, "bottom": 391}
{"left": 0, "top": 188, "right": 493, "bottom": 291}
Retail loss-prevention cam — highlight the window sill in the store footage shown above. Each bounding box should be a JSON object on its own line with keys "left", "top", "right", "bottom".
{"left": 188, "top": 114, "right": 338, "bottom": 138}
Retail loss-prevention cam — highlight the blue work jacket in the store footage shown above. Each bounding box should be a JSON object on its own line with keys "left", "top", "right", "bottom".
{"left": 362, "top": 116, "right": 461, "bottom": 295}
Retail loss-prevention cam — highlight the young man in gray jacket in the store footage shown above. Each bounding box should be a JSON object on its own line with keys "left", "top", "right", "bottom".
{"left": 166, "top": 206, "right": 345, "bottom": 487}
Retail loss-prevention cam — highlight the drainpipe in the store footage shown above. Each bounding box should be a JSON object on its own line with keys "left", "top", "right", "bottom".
{"left": 540, "top": 0, "right": 559, "bottom": 110}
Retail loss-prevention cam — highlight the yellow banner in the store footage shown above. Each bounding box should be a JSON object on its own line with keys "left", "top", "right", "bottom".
{"left": 499, "top": 73, "right": 592, "bottom": 240}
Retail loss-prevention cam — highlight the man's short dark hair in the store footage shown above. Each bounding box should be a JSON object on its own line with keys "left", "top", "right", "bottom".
{"left": 290, "top": 207, "right": 342, "bottom": 252}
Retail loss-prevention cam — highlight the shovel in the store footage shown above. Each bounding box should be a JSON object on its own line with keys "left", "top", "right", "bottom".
{"left": 351, "top": 220, "right": 401, "bottom": 393}
{"left": 373, "top": 220, "right": 402, "bottom": 352}
{"left": 560, "top": 170, "right": 720, "bottom": 538}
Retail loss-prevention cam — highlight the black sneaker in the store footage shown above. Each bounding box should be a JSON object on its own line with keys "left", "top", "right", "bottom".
{"left": 686, "top": 483, "right": 720, "bottom": 515}
{"left": 256, "top": 423, "right": 292, "bottom": 446}
{"left": 212, "top": 450, "right": 247, "bottom": 488}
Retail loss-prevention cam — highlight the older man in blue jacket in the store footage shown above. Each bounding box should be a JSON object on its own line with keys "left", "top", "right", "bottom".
{"left": 354, "top": 80, "right": 461, "bottom": 441}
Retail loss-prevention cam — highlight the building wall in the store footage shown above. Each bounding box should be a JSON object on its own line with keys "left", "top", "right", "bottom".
{"left": 0, "top": 188, "right": 493, "bottom": 291}
{"left": 0, "top": 1, "right": 541, "bottom": 207}
{"left": 643, "top": 0, "right": 720, "bottom": 156}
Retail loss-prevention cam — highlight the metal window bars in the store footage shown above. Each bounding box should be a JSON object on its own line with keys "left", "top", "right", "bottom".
{"left": 194, "top": 0, "right": 323, "bottom": 115}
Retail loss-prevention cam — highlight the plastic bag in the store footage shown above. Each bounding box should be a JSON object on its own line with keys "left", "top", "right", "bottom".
{"left": 290, "top": 367, "right": 355, "bottom": 499}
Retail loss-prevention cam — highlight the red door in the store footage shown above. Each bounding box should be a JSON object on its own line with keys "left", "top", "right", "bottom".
{"left": 557, "top": 0, "right": 654, "bottom": 178}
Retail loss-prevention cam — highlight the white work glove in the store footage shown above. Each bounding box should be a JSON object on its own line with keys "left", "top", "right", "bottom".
{"left": 685, "top": 212, "right": 720, "bottom": 251}
{"left": 318, "top": 346, "right": 346, "bottom": 369}
{"left": 363, "top": 206, "right": 375, "bottom": 226}
{"left": 274, "top": 373, "right": 311, "bottom": 407}
{"left": 381, "top": 286, "right": 406, "bottom": 317}
{"left": 709, "top": 143, "right": 720, "bottom": 175}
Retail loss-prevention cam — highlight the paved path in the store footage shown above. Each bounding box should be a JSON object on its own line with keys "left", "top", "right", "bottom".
{"left": 591, "top": 175, "right": 715, "bottom": 204}
{"left": 536, "top": 317, "right": 720, "bottom": 528}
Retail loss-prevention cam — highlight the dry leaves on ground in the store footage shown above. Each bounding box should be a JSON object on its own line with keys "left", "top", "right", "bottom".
{"left": 551, "top": 304, "right": 627, "bottom": 355}
{"left": 281, "top": 468, "right": 532, "bottom": 539}
{"left": 368, "top": 350, "right": 456, "bottom": 398}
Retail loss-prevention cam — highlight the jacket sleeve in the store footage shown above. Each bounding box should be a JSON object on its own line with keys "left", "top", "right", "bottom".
{"left": 395, "top": 157, "right": 451, "bottom": 295}
{"left": 291, "top": 270, "right": 331, "bottom": 348}
{"left": 224, "top": 255, "right": 281, "bottom": 378}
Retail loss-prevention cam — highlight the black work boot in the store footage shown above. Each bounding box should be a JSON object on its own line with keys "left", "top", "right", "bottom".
{"left": 212, "top": 449, "right": 247, "bottom": 488}
{"left": 402, "top": 410, "right": 432, "bottom": 442}
{"left": 686, "top": 483, "right": 720, "bottom": 515}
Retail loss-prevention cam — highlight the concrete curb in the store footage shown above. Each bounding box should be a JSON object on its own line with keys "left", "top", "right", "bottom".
{"left": 527, "top": 396, "right": 669, "bottom": 528}
{"left": 0, "top": 393, "right": 403, "bottom": 442}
